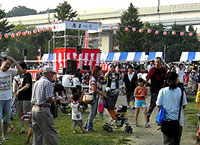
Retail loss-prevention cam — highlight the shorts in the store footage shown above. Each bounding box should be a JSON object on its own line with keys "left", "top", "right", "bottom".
{"left": 0, "top": 99, "right": 12, "bottom": 124}
{"left": 126, "top": 92, "right": 134, "bottom": 102}
{"left": 135, "top": 100, "right": 147, "bottom": 108}
{"left": 72, "top": 120, "right": 83, "bottom": 127}
{"left": 16, "top": 100, "right": 32, "bottom": 115}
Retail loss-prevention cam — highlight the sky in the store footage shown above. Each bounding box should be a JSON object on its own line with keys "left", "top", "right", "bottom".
{"left": 0, "top": 0, "right": 200, "bottom": 13}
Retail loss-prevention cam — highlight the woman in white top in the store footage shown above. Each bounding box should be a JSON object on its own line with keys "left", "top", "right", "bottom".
{"left": 156, "top": 72, "right": 187, "bottom": 145}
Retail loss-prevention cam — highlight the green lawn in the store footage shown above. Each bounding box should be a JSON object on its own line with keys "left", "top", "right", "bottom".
{"left": 6, "top": 109, "right": 132, "bottom": 145}
{"left": 5, "top": 96, "right": 200, "bottom": 145}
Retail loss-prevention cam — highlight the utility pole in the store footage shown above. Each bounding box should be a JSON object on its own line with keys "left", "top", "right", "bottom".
{"left": 157, "top": 0, "right": 160, "bottom": 24}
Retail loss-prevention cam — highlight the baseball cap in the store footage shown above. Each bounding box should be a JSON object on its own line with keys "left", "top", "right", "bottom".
{"left": 42, "top": 66, "right": 56, "bottom": 74}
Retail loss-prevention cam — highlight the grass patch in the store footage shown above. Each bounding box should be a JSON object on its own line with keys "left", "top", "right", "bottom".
{"left": 7, "top": 109, "right": 131, "bottom": 145}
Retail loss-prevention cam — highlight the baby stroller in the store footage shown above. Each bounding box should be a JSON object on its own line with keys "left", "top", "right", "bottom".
{"left": 103, "top": 88, "right": 133, "bottom": 134}
{"left": 54, "top": 84, "right": 72, "bottom": 114}
{"left": 103, "top": 105, "right": 133, "bottom": 134}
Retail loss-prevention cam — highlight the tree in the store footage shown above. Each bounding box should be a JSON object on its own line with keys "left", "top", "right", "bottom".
{"left": 54, "top": 1, "right": 84, "bottom": 48}
{"left": 7, "top": 24, "right": 52, "bottom": 61}
{"left": 54, "top": 1, "right": 77, "bottom": 21}
{"left": 0, "top": 9, "right": 14, "bottom": 53}
{"left": 6, "top": 6, "right": 37, "bottom": 17}
{"left": 114, "top": 3, "right": 144, "bottom": 52}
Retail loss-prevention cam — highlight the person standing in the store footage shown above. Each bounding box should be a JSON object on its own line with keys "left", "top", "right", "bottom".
{"left": 146, "top": 57, "right": 167, "bottom": 123}
{"left": 0, "top": 56, "right": 24, "bottom": 143}
{"left": 104, "top": 64, "right": 120, "bottom": 120}
{"left": 15, "top": 62, "right": 32, "bottom": 133}
{"left": 83, "top": 66, "right": 106, "bottom": 132}
{"left": 123, "top": 64, "right": 138, "bottom": 109}
{"left": 156, "top": 72, "right": 187, "bottom": 145}
{"left": 176, "top": 63, "right": 184, "bottom": 87}
{"left": 31, "top": 66, "right": 58, "bottom": 145}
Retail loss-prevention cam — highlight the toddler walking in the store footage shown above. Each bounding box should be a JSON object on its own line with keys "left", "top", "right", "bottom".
{"left": 71, "top": 93, "right": 85, "bottom": 133}
{"left": 134, "top": 78, "right": 150, "bottom": 128}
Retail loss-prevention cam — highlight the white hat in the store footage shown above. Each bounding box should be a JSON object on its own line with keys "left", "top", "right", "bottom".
{"left": 191, "top": 70, "right": 196, "bottom": 73}
{"left": 42, "top": 66, "right": 56, "bottom": 74}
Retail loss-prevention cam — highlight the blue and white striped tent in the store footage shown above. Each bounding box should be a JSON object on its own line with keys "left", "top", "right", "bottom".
{"left": 101, "top": 52, "right": 163, "bottom": 62}
{"left": 180, "top": 52, "right": 200, "bottom": 62}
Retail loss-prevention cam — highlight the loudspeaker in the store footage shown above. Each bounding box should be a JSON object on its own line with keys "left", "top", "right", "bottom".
{"left": 24, "top": 49, "right": 27, "bottom": 56}
{"left": 76, "top": 46, "right": 82, "bottom": 54}
{"left": 67, "top": 60, "right": 77, "bottom": 74}
{"left": 83, "top": 65, "right": 90, "bottom": 70}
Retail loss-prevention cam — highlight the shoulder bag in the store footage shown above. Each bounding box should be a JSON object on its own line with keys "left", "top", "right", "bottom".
{"left": 161, "top": 89, "right": 183, "bottom": 137}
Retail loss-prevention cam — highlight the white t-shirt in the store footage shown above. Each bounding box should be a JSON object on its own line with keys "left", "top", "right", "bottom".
{"left": 62, "top": 74, "right": 72, "bottom": 87}
{"left": 72, "top": 77, "right": 81, "bottom": 87}
{"left": 156, "top": 87, "right": 187, "bottom": 126}
{"left": 71, "top": 103, "right": 82, "bottom": 120}
{"left": 0, "top": 69, "right": 17, "bottom": 100}
{"left": 176, "top": 68, "right": 184, "bottom": 83}
{"left": 128, "top": 72, "right": 134, "bottom": 81}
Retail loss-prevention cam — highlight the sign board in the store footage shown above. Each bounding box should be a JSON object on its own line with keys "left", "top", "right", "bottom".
{"left": 51, "top": 21, "right": 100, "bottom": 32}
{"left": 65, "top": 21, "right": 99, "bottom": 31}
{"left": 52, "top": 23, "right": 66, "bottom": 32}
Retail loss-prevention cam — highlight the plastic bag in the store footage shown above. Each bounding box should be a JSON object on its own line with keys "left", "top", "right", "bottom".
{"left": 156, "top": 107, "right": 165, "bottom": 124}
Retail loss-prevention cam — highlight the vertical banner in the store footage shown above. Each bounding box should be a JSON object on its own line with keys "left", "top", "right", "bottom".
{"left": 58, "top": 53, "right": 62, "bottom": 68}
{"left": 73, "top": 53, "right": 77, "bottom": 59}
{"left": 96, "top": 53, "right": 100, "bottom": 66}
{"left": 67, "top": 53, "right": 70, "bottom": 60}
{"left": 85, "top": 31, "right": 89, "bottom": 48}
{"left": 89, "top": 53, "right": 94, "bottom": 68}
{"left": 84, "top": 53, "right": 88, "bottom": 66}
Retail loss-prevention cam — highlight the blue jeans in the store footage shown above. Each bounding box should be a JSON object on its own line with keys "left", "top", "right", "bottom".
{"left": 84, "top": 95, "right": 99, "bottom": 131}
{"left": 0, "top": 99, "right": 12, "bottom": 125}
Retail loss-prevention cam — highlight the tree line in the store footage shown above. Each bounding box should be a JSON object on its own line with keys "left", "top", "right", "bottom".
{"left": 0, "top": 2, "right": 200, "bottom": 62}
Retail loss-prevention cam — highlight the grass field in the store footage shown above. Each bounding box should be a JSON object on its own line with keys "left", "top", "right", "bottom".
{"left": 4, "top": 95, "right": 200, "bottom": 145}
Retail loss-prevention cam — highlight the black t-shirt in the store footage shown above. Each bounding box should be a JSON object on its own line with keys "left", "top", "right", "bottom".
{"left": 18, "top": 72, "right": 32, "bottom": 101}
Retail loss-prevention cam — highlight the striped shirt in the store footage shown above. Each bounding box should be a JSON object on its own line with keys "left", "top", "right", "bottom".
{"left": 31, "top": 76, "right": 53, "bottom": 106}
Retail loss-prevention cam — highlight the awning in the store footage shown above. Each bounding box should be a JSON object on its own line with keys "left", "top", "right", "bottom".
{"left": 180, "top": 52, "right": 200, "bottom": 61}
{"left": 100, "top": 52, "right": 163, "bottom": 62}
{"left": 42, "top": 53, "right": 54, "bottom": 61}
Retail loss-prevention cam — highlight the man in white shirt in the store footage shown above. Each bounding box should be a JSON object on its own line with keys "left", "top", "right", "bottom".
{"left": 176, "top": 63, "right": 184, "bottom": 84}
{"left": 0, "top": 56, "right": 24, "bottom": 142}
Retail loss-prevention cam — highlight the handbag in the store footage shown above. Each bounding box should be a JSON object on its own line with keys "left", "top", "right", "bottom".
{"left": 156, "top": 107, "right": 165, "bottom": 124}
{"left": 161, "top": 89, "right": 184, "bottom": 137}
{"left": 82, "top": 93, "right": 96, "bottom": 104}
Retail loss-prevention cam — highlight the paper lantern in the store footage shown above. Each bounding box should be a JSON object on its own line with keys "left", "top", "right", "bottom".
{"left": 28, "top": 31, "right": 32, "bottom": 35}
{"left": 189, "top": 32, "right": 193, "bottom": 37}
{"left": 163, "top": 31, "right": 167, "bottom": 36}
{"left": 147, "top": 29, "right": 152, "bottom": 33}
{"left": 198, "top": 33, "right": 200, "bottom": 37}
{"left": 132, "top": 27, "right": 136, "bottom": 32}
{"left": 11, "top": 33, "right": 15, "bottom": 38}
{"left": 139, "top": 29, "right": 143, "bottom": 33}
{"left": 0, "top": 34, "right": 2, "bottom": 39}
{"left": 180, "top": 32, "right": 184, "bottom": 36}
{"left": 17, "top": 31, "right": 21, "bottom": 36}
{"left": 172, "top": 31, "right": 176, "bottom": 35}
{"left": 43, "top": 28, "right": 47, "bottom": 32}
{"left": 38, "top": 29, "right": 42, "bottom": 33}
{"left": 4, "top": 34, "right": 9, "bottom": 38}
{"left": 33, "top": 29, "right": 37, "bottom": 34}
{"left": 155, "top": 30, "right": 159, "bottom": 35}
{"left": 22, "top": 32, "right": 26, "bottom": 36}
{"left": 110, "top": 26, "right": 113, "bottom": 29}
{"left": 48, "top": 27, "right": 52, "bottom": 31}
{"left": 125, "top": 27, "right": 129, "bottom": 31}
{"left": 116, "top": 26, "right": 120, "bottom": 31}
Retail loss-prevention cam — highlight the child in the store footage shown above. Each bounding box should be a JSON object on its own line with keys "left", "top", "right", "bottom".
{"left": 196, "top": 86, "right": 200, "bottom": 112}
{"left": 134, "top": 78, "right": 150, "bottom": 128}
{"left": 71, "top": 93, "right": 85, "bottom": 134}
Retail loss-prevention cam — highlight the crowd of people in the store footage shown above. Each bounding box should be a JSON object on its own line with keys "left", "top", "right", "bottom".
{"left": 1, "top": 55, "right": 200, "bottom": 145}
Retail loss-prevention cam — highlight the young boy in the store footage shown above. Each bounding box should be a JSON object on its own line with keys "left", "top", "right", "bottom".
{"left": 71, "top": 93, "right": 85, "bottom": 134}
{"left": 134, "top": 78, "right": 150, "bottom": 128}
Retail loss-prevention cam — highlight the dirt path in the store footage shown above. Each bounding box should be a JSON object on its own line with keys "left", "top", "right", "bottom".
{"left": 113, "top": 93, "right": 196, "bottom": 145}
